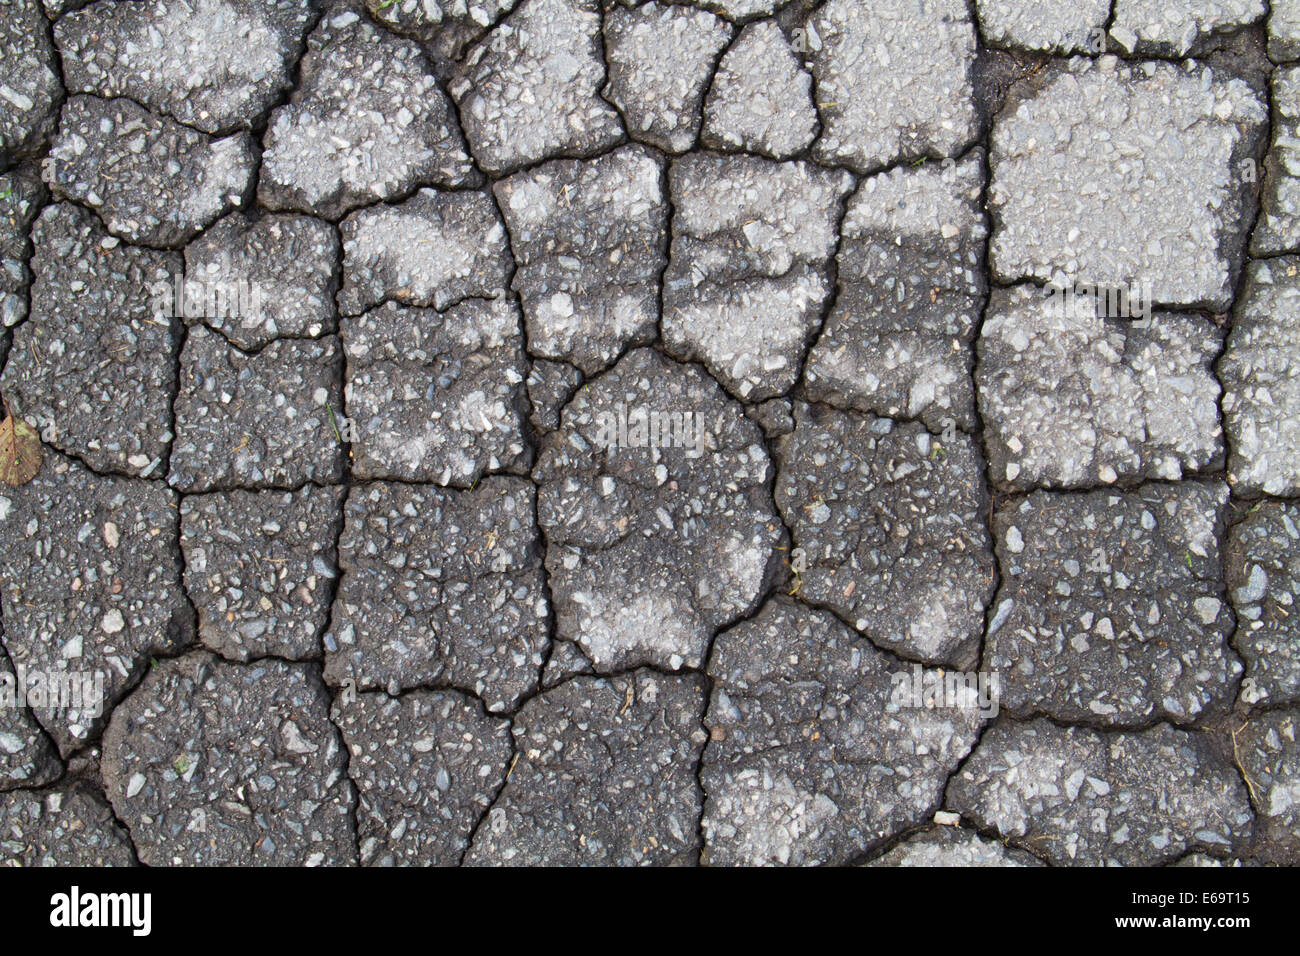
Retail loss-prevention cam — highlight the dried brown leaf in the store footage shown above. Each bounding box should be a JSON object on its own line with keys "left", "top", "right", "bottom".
{"left": 0, "top": 402, "right": 42, "bottom": 486}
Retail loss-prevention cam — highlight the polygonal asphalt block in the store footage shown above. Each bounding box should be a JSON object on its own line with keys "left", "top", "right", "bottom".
{"left": 0, "top": 0, "right": 61, "bottom": 165}
{"left": 603, "top": 2, "right": 731, "bottom": 154}
{"left": 974, "top": 0, "right": 1110, "bottom": 53}
{"left": 56, "top": 0, "right": 317, "bottom": 133}
{"left": 0, "top": 641, "right": 63, "bottom": 791}
{"left": 1252, "top": 68, "right": 1300, "bottom": 255}
{"left": 361, "top": 0, "right": 518, "bottom": 64}
{"left": 0, "top": 453, "right": 194, "bottom": 754}
{"left": 977, "top": 287, "right": 1224, "bottom": 489}
{"left": 0, "top": 786, "right": 136, "bottom": 866}
{"left": 948, "top": 718, "right": 1254, "bottom": 865}
{"left": 701, "top": 20, "right": 817, "bottom": 160}
{"left": 664, "top": 153, "right": 853, "bottom": 400}
{"left": 538, "top": 638, "right": 593, "bottom": 690}
{"left": 324, "top": 477, "right": 548, "bottom": 712}
{"left": 0, "top": 166, "right": 45, "bottom": 330}
{"left": 465, "top": 670, "right": 706, "bottom": 866}
{"left": 1, "top": 203, "right": 180, "bottom": 478}
{"left": 337, "top": 188, "right": 511, "bottom": 317}
{"left": 1270, "top": 0, "right": 1300, "bottom": 61}
{"left": 169, "top": 327, "right": 345, "bottom": 492}
{"left": 806, "top": 152, "right": 986, "bottom": 431}
{"left": 182, "top": 212, "right": 339, "bottom": 351}
{"left": 989, "top": 57, "right": 1267, "bottom": 311}
{"left": 1235, "top": 710, "right": 1300, "bottom": 863}
{"left": 809, "top": 0, "right": 978, "bottom": 171}
{"left": 180, "top": 485, "right": 345, "bottom": 662}
{"left": 702, "top": 602, "right": 986, "bottom": 866}
{"left": 864, "top": 826, "right": 1045, "bottom": 867}
{"left": 745, "top": 399, "right": 795, "bottom": 440}
{"left": 1227, "top": 500, "right": 1300, "bottom": 707}
{"left": 495, "top": 145, "right": 666, "bottom": 374}
{"left": 341, "top": 297, "right": 530, "bottom": 485}
{"left": 987, "top": 484, "right": 1239, "bottom": 725}
{"left": 775, "top": 403, "right": 995, "bottom": 668}
{"left": 1221, "top": 257, "right": 1300, "bottom": 495}
{"left": 533, "top": 348, "right": 781, "bottom": 672}
{"left": 678, "top": 0, "right": 781, "bottom": 18}
{"left": 332, "top": 688, "right": 512, "bottom": 866}
{"left": 449, "top": 0, "right": 624, "bottom": 175}
{"left": 525, "top": 358, "right": 582, "bottom": 434}
{"left": 1109, "top": 0, "right": 1264, "bottom": 57}
{"left": 43, "top": 95, "right": 256, "bottom": 247}
{"left": 102, "top": 652, "right": 356, "bottom": 866}
{"left": 259, "top": 8, "right": 476, "bottom": 219}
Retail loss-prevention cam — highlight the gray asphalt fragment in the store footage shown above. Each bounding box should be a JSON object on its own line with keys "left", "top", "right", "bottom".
{"left": 702, "top": 600, "right": 985, "bottom": 865}
{"left": 324, "top": 477, "right": 548, "bottom": 712}
{"left": 987, "top": 484, "right": 1239, "bottom": 725}
{"left": 534, "top": 348, "right": 780, "bottom": 672}
{"left": 465, "top": 670, "right": 706, "bottom": 866}
{"left": 102, "top": 652, "right": 356, "bottom": 866}
{"left": 44, "top": 95, "right": 256, "bottom": 247}
{"left": 949, "top": 718, "right": 1253, "bottom": 865}
{"left": 776, "top": 403, "right": 995, "bottom": 667}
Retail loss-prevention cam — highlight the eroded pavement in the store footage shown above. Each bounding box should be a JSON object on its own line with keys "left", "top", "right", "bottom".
{"left": 1, "top": 0, "right": 1299, "bottom": 867}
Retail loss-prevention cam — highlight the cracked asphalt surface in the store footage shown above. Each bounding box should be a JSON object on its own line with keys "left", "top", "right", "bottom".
{"left": 0, "top": 0, "right": 1298, "bottom": 868}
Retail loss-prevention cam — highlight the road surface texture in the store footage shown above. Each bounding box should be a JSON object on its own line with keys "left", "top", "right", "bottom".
{"left": 1, "top": 0, "right": 1298, "bottom": 867}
